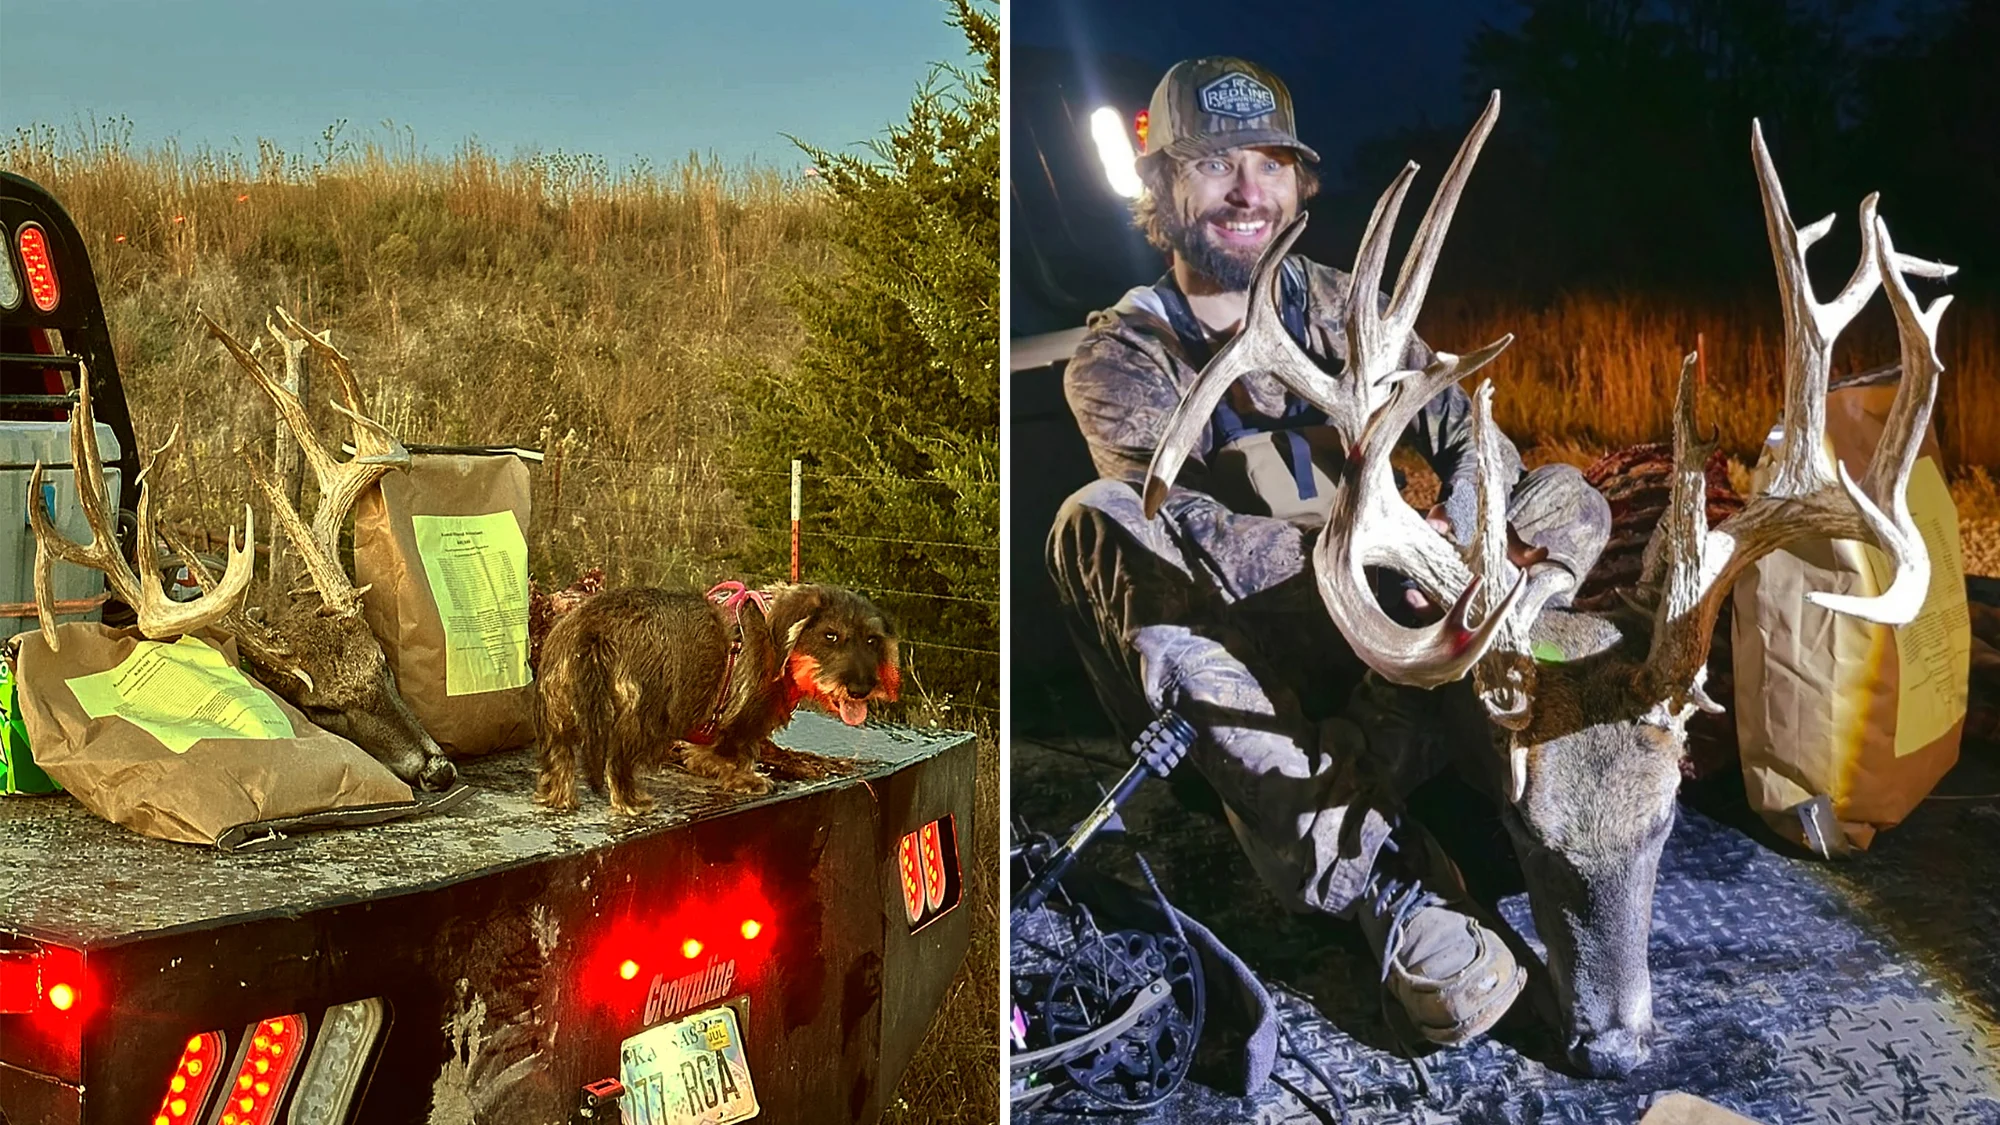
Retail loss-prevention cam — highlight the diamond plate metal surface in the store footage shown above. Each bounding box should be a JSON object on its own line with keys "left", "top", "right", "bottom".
{"left": 1011, "top": 736, "right": 2000, "bottom": 1124}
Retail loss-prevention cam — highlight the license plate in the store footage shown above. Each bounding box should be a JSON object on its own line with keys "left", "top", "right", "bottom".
{"left": 619, "top": 1004, "right": 760, "bottom": 1125}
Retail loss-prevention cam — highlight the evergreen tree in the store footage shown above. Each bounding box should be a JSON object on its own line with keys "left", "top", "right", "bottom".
{"left": 735, "top": 0, "right": 998, "bottom": 719}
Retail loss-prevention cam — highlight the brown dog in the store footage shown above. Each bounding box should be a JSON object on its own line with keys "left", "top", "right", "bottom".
{"left": 534, "top": 582, "right": 899, "bottom": 813}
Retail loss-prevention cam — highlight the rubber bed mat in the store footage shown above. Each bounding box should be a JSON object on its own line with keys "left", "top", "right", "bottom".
{"left": 1011, "top": 735, "right": 2000, "bottom": 1124}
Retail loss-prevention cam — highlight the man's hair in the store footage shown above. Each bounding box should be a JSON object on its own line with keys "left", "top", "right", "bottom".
{"left": 1131, "top": 153, "right": 1321, "bottom": 253}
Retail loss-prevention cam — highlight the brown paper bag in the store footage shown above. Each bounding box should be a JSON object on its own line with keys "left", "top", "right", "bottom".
{"left": 13, "top": 624, "right": 415, "bottom": 846}
{"left": 1731, "top": 377, "right": 1970, "bottom": 853}
{"left": 354, "top": 453, "right": 535, "bottom": 757}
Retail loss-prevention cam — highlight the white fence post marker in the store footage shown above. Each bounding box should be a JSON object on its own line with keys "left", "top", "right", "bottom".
{"left": 790, "top": 459, "right": 802, "bottom": 584}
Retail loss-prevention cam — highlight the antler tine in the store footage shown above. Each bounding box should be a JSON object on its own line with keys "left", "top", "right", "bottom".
{"left": 28, "top": 373, "right": 256, "bottom": 648}
{"left": 1859, "top": 218, "right": 1954, "bottom": 507}
{"left": 1467, "top": 378, "right": 1575, "bottom": 733}
{"left": 242, "top": 452, "right": 363, "bottom": 618}
{"left": 199, "top": 309, "right": 343, "bottom": 487}
{"left": 271, "top": 306, "right": 371, "bottom": 427}
{"left": 204, "top": 308, "right": 408, "bottom": 616}
{"left": 267, "top": 308, "right": 409, "bottom": 548}
{"left": 1343, "top": 159, "right": 1422, "bottom": 402}
{"left": 1310, "top": 94, "right": 1527, "bottom": 689}
{"left": 1808, "top": 215, "right": 1950, "bottom": 623}
{"left": 1750, "top": 120, "right": 1881, "bottom": 499}
{"left": 1142, "top": 212, "right": 1335, "bottom": 519}
{"left": 1468, "top": 378, "right": 1533, "bottom": 725}
{"left": 1644, "top": 135, "right": 1950, "bottom": 707}
{"left": 1387, "top": 91, "right": 1502, "bottom": 341}
{"left": 1641, "top": 353, "right": 1721, "bottom": 700}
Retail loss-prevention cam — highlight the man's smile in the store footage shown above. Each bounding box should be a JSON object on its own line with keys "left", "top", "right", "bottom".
{"left": 1209, "top": 217, "right": 1272, "bottom": 245}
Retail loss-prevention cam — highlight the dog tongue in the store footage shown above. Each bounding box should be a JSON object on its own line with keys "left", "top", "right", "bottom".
{"left": 837, "top": 697, "right": 868, "bottom": 726}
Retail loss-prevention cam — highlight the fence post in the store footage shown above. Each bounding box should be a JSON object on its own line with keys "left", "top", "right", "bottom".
{"left": 790, "top": 459, "right": 802, "bottom": 584}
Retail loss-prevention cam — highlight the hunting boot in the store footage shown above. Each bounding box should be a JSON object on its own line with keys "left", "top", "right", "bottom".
{"left": 1351, "top": 819, "right": 1525, "bottom": 1047}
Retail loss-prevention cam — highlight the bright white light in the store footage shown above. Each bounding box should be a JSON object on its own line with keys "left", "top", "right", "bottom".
{"left": 1089, "top": 107, "right": 1143, "bottom": 199}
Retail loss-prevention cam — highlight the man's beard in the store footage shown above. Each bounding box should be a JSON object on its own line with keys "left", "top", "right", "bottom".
{"left": 1164, "top": 202, "right": 1292, "bottom": 415}
{"left": 1162, "top": 204, "right": 1285, "bottom": 292}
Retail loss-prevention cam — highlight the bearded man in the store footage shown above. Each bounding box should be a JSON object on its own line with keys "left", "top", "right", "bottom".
{"left": 1046, "top": 57, "right": 1612, "bottom": 1048}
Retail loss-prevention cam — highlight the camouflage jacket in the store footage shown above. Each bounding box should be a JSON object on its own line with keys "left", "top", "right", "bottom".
{"left": 1063, "top": 256, "right": 1522, "bottom": 598}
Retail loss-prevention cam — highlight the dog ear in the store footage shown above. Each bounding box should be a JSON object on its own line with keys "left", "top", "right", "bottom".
{"left": 863, "top": 603, "right": 900, "bottom": 701}
{"left": 875, "top": 634, "right": 901, "bottom": 702}
{"left": 766, "top": 584, "right": 828, "bottom": 656}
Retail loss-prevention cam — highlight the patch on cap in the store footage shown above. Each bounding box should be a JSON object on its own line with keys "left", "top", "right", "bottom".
{"left": 1198, "top": 72, "right": 1278, "bottom": 120}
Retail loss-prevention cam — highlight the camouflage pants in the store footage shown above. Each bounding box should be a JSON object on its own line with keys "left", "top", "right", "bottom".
{"left": 1046, "top": 464, "right": 1610, "bottom": 916}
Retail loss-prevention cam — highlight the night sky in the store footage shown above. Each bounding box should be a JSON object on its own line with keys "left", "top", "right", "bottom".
{"left": 1009, "top": 0, "right": 1973, "bottom": 328}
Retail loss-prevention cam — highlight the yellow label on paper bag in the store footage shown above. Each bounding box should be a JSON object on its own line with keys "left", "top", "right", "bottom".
{"left": 65, "top": 636, "right": 295, "bottom": 753}
{"left": 1860, "top": 456, "right": 1972, "bottom": 758}
{"left": 413, "top": 511, "right": 532, "bottom": 697}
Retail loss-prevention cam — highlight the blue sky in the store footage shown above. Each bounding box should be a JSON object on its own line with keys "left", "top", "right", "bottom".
{"left": 0, "top": 0, "right": 975, "bottom": 171}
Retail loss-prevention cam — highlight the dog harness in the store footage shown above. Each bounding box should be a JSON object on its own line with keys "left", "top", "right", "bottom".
{"left": 683, "top": 581, "right": 772, "bottom": 747}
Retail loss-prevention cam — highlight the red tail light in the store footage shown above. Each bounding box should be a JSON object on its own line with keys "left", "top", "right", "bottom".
{"left": 0, "top": 946, "right": 87, "bottom": 1018}
{"left": 16, "top": 224, "right": 59, "bottom": 312}
{"left": 0, "top": 952, "right": 38, "bottom": 1013}
{"left": 898, "top": 830, "right": 925, "bottom": 924}
{"left": 897, "top": 815, "right": 962, "bottom": 932}
{"left": 151, "top": 1032, "right": 225, "bottom": 1125}
{"left": 218, "top": 1015, "right": 306, "bottom": 1125}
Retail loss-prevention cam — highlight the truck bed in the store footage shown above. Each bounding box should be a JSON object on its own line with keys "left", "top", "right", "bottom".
{"left": 0, "top": 712, "right": 968, "bottom": 948}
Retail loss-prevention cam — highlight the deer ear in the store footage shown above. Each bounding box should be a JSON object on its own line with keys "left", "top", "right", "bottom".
{"left": 766, "top": 584, "right": 827, "bottom": 656}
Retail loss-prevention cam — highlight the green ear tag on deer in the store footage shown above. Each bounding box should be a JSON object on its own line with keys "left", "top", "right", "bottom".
{"left": 1531, "top": 640, "right": 1567, "bottom": 664}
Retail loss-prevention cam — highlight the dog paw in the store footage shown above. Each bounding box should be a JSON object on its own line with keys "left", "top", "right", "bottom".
{"left": 722, "top": 771, "right": 772, "bottom": 797}
{"left": 533, "top": 788, "right": 579, "bottom": 813}
{"left": 609, "top": 793, "right": 656, "bottom": 816}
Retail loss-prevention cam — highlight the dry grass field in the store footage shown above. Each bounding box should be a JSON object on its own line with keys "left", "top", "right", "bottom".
{"left": 1416, "top": 292, "right": 2000, "bottom": 575}
{"left": 7, "top": 121, "right": 831, "bottom": 591}
{"left": 1422, "top": 292, "right": 2000, "bottom": 468}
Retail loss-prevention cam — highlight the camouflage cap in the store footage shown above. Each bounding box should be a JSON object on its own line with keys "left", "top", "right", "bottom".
{"left": 1141, "top": 57, "right": 1321, "bottom": 166}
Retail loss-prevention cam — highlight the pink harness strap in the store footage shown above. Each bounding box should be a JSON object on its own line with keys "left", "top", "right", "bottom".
{"left": 683, "top": 582, "right": 772, "bottom": 747}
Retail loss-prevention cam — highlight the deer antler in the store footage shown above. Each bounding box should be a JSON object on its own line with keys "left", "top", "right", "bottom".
{"left": 1309, "top": 92, "right": 1542, "bottom": 688}
{"left": 1143, "top": 93, "right": 1525, "bottom": 688}
{"left": 1142, "top": 210, "right": 1331, "bottom": 517}
{"left": 28, "top": 370, "right": 256, "bottom": 650}
{"left": 1640, "top": 122, "right": 1953, "bottom": 710}
{"left": 197, "top": 307, "right": 409, "bottom": 619}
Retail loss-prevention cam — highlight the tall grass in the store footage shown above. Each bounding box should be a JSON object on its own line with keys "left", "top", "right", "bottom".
{"left": 4, "top": 120, "right": 832, "bottom": 590}
{"left": 1421, "top": 291, "right": 2000, "bottom": 470}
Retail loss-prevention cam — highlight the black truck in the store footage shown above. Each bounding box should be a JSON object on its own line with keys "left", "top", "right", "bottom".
{"left": 0, "top": 171, "right": 975, "bottom": 1125}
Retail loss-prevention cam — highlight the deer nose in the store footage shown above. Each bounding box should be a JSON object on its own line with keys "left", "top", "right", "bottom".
{"left": 1567, "top": 1027, "right": 1650, "bottom": 1078}
{"left": 418, "top": 755, "right": 458, "bottom": 792}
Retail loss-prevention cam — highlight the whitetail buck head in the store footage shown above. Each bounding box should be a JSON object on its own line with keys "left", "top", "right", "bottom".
{"left": 1144, "top": 93, "right": 1951, "bottom": 1077}
{"left": 174, "top": 308, "right": 457, "bottom": 792}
